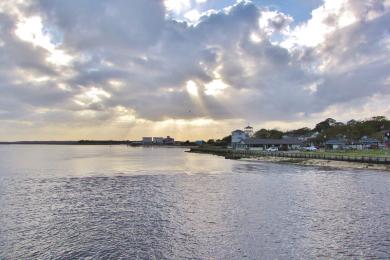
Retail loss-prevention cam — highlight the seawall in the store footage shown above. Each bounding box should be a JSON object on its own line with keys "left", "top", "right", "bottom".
{"left": 189, "top": 147, "right": 390, "bottom": 165}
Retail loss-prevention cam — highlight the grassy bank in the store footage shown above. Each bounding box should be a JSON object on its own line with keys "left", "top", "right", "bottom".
{"left": 242, "top": 157, "right": 390, "bottom": 171}
{"left": 189, "top": 147, "right": 390, "bottom": 170}
{"left": 303, "top": 149, "right": 390, "bottom": 158}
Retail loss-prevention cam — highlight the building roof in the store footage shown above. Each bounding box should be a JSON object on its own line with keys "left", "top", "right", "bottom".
{"left": 232, "top": 129, "right": 245, "bottom": 133}
{"left": 360, "top": 137, "right": 380, "bottom": 144}
{"left": 244, "top": 126, "right": 253, "bottom": 129}
{"left": 242, "top": 138, "right": 303, "bottom": 145}
{"left": 325, "top": 139, "right": 346, "bottom": 145}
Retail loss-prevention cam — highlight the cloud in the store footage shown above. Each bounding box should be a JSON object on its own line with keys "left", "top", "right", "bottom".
{"left": 28, "top": 0, "right": 166, "bottom": 52}
{"left": 0, "top": 0, "right": 390, "bottom": 140}
{"left": 165, "top": 0, "right": 191, "bottom": 14}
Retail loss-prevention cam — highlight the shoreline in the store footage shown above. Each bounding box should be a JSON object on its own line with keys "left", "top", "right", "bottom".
{"left": 0, "top": 142, "right": 197, "bottom": 148}
{"left": 188, "top": 148, "right": 390, "bottom": 171}
{"left": 240, "top": 156, "right": 390, "bottom": 171}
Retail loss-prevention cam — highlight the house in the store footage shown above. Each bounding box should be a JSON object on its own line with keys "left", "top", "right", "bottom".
{"left": 142, "top": 137, "right": 153, "bottom": 145}
{"left": 153, "top": 137, "right": 164, "bottom": 144}
{"left": 325, "top": 139, "right": 346, "bottom": 150}
{"left": 283, "top": 132, "right": 319, "bottom": 144}
{"left": 360, "top": 136, "right": 380, "bottom": 149}
{"left": 383, "top": 131, "right": 390, "bottom": 149}
{"left": 195, "top": 140, "right": 205, "bottom": 146}
{"left": 244, "top": 125, "right": 254, "bottom": 137}
{"left": 231, "top": 129, "right": 249, "bottom": 149}
{"left": 236, "top": 138, "right": 303, "bottom": 151}
{"left": 163, "top": 136, "right": 175, "bottom": 145}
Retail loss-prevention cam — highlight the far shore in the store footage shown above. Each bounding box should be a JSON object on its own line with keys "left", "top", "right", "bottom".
{"left": 0, "top": 142, "right": 198, "bottom": 149}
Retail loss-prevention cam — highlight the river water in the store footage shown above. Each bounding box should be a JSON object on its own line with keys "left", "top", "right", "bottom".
{"left": 0, "top": 145, "right": 389, "bottom": 259}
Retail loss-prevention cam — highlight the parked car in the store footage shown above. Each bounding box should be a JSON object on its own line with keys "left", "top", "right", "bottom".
{"left": 266, "top": 147, "right": 278, "bottom": 152}
{"left": 305, "top": 146, "right": 318, "bottom": 151}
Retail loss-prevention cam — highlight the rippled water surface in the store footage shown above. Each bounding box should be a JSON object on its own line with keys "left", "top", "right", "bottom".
{"left": 1, "top": 145, "right": 390, "bottom": 259}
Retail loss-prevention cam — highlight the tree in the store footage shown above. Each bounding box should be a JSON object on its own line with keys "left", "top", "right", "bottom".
{"left": 254, "top": 129, "right": 283, "bottom": 139}
{"left": 221, "top": 135, "right": 231, "bottom": 144}
{"left": 285, "top": 127, "right": 312, "bottom": 136}
{"left": 254, "top": 129, "right": 269, "bottom": 138}
{"left": 372, "top": 116, "right": 387, "bottom": 121}
{"left": 207, "top": 139, "right": 215, "bottom": 144}
{"left": 314, "top": 118, "right": 336, "bottom": 132}
{"left": 215, "top": 115, "right": 390, "bottom": 146}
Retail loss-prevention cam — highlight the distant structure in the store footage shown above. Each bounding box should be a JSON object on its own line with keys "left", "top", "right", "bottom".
{"left": 163, "top": 136, "right": 175, "bottom": 145}
{"left": 142, "top": 137, "right": 153, "bottom": 145}
{"left": 238, "top": 138, "right": 303, "bottom": 151}
{"left": 385, "top": 131, "right": 390, "bottom": 149}
{"left": 231, "top": 125, "right": 303, "bottom": 151}
{"left": 195, "top": 140, "right": 205, "bottom": 146}
{"left": 153, "top": 137, "right": 164, "bottom": 144}
{"left": 231, "top": 125, "right": 253, "bottom": 149}
{"left": 360, "top": 136, "right": 380, "bottom": 149}
{"left": 244, "top": 125, "right": 254, "bottom": 137}
{"left": 142, "top": 136, "right": 175, "bottom": 145}
{"left": 325, "top": 139, "right": 346, "bottom": 150}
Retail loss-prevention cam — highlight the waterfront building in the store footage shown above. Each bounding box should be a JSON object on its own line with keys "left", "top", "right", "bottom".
{"left": 195, "top": 140, "right": 205, "bottom": 146}
{"left": 236, "top": 138, "right": 303, "bottom": 151}
{"left": 325, "top": 139, "right": 346, "bottom": 150}
{"left": 153, "top": 137, "right": 164, "bottom": 144}
{"left": 231, "top": 129, "right": 249, "bottom": 149}
{"left": 142, "top": 137, "right": 153, "bottom": 145}
{"left": 163, "top": 136, "right": 175, "bottom": 145}
{"left": 360, "top": 136, "right": 380, "bottom": 149}
{"left": 382, "top": 130, "right": 390, "bottom": 149}
{"left": 244, "top": 125, "right": 254, "bottom": 137}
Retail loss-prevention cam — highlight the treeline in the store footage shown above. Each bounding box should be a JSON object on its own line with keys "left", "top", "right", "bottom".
{"left": 78, "top": 140, "right": 131, "bottom": 145}
{"left": 208, "top": 116, "right": 390, "bottom": 146}
{"left": 310, "top": 116, "right": 390, "bottom": 143}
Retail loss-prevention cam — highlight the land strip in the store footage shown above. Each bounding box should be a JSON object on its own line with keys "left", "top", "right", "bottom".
{"left": 189, "top": 147, "right": 390, "bottom": 171}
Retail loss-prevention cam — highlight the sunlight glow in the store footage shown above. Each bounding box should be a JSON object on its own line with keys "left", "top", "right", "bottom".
{"left": 15, "top": 16, "right": 73, "bottom": 66}
{"left": 164, "top": 0, "right": 191, "bottom": 14}
{"left": 184, "top": 9, "right": 200, "bottom": 22}
{"left": 204, "top": 79, "right": 229, "bottom": 96}
{"left": 250, "top": 33, "right": 262, "bottom": 43}
{"left": 157, "top": 118, "right": 216, "bottom": 127}
{"left": 186, "top": 80, "right": 199, "bottom": 96}
{"left": 74, "top": 87, "right": 111, "bottom": 107}
{"left": 115, "top": 106, "right": 138, "bottom": 123}
{"left": 15, "top": 16, "right": 52, "bottom": 49}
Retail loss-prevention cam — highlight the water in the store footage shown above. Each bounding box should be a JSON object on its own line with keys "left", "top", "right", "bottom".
{"left": 0, "top": 145, "right": 389, "bottom": 259}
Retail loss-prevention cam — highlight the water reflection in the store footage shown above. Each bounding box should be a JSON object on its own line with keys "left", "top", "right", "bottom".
{"left": 0, "top": 145, "right": 389, "bottom": 259}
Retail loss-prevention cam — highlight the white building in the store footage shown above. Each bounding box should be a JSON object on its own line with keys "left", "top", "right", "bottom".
{"left": 142, "top": 137, "right": 153, "bottom": 145}
{"left": 244, "top": 125, "right": 254, "bottom": 137}
{"left": 231, "top": 128, "right": 250, "bottom": 149}
{"left": 153, "top": 137, "right": 164, "bottom": 144}
{"left": 163, "top": 136, "right": 175, "bottom": 145}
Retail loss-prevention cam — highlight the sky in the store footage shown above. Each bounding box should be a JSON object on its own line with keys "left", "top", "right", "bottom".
{"left": 0, "top": 0, "right": 390, "bottom": 141}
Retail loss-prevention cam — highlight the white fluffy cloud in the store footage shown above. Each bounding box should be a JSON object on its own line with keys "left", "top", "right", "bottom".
{"left": 0, "top": 0, "right": 389, "bottom": 140}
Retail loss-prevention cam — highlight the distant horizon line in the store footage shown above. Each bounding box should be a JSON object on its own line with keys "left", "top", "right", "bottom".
{"left": 0, "top": 140, "right": 195, "bottom": 144}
